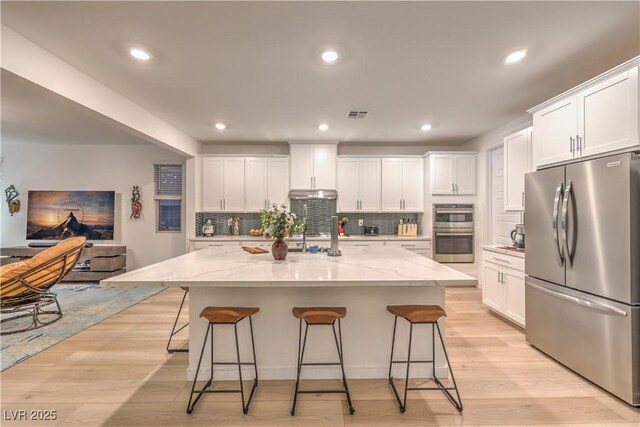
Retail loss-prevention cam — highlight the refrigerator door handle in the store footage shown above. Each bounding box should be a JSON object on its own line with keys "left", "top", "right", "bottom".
{"left": 528, "top": 282, "right": 628, "bottom": 317}
{"left": 553, "top": 182, "right": 565, "bottom": 266}
{"left": 561, "top": 180, "right": 573, "bottom": 267}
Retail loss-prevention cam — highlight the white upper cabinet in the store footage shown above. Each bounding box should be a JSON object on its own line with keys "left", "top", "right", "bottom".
{"left": 289, "top": 144, "right": 314, "bottom": 189}
{"left": 202, "top": 158, "right": 224, "bottom": 212}
{"left": 578, "top": 67, "right": 639, "bottom": 158}
{"left": 381, "top": 158, "right": 423, "bottom": 212}
{"left": 429, "top": 153, "right": 476, "bottom": 195}
{"left": 337, "top": 158, "right": 381, "bottom": 212}
{"left": 337, "top": 158, "right": 359, "bottom": 212}
{"left": 222, "top": 158, "right": 246, "bottom": 211}
{"left": 530, "top": 61, "right": 639, "bottom": 168}
{"left": 533, "top": 98, "right": 578, "bottom": 167}
{"left": 289, "top": 143, "right": 337, "bottom": 189}
{"left": 504, "top": 127, "right": 532, "bottom": 211}
{"left": 202, "top": 157, "right": 245, "bottom": 212}
{"left": 204, "top": 156, "right": 289, "bottom": 213}
{"left": 401, "top": 158, "right": 424, "bottom": 211}
{"left": 454, "top": 155, "right": 477, "bottom": 195}
{"left": 266, "top": 158, "right": 290, "bottom": 208}
{"left": 245, "top": 158, "right": 269, "bottom": 211}
{"left": 245, "top": 158, "right": 289, "bottom": 211}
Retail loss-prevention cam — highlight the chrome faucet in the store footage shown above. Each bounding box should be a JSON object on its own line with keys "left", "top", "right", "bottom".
{"left": 302, "top": 203, "right": 308, "bottom": 253}
{"left": 327, "top": 215, "right": 342, "bottom": 257}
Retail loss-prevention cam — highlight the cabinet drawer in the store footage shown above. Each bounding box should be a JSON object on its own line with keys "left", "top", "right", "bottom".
{"left": 385, "top": 240, "right": 431, "bottom": 250}
{"left": 483, "top": 250, "right": 525, "bottom": 272}
{"left": 193, "top": 241, "right": 242, "bottom": 250}
{"left": 341, "top": 241, "right": 385, "bottom": 248}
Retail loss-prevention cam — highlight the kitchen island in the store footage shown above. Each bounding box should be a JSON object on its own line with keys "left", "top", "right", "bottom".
{"left": 102, "top": 246, "right": 475, "bottom": 380}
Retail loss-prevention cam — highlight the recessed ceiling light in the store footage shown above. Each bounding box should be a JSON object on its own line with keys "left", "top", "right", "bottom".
{"left": 215, "top": 123, "right": 226, "bottom": 130}
{"left": 129, "top": 48, "right": 151, "bottom": 61}
{"left": 421, "top": 124, "right": 432, "bottom": 132}
{"left": 505, "top": 49, "right": 527, "bottom": 64}
{"left": 318, "top": 123, "right": 329, "bottom": 131}
{"left": 321, "top": 50, "right": 339, "bottom": 63}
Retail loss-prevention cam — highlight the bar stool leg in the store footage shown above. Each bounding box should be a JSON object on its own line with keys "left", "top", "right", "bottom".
{"left": 434, "top": 322, "right": 463, "bottom": 412}
{"left": 186, "top": 323, "right": 213, "bottom": 414}
{"left": 167, "top": 289, "right": 189, "bottom": 353}
{"left": 402, "top": 322, "right": 414, "bottom": 412}
{"left": 332, "top": 319, "right": 355, "bottom": 414}
{"left": 290, "top": 319, "right": 309, "bottom": 416}
{"left": 387, "top": 316, "right": 398, "bottom": 381}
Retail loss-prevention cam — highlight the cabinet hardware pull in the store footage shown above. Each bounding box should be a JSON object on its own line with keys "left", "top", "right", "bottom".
{"left": 570, "top": 137, "right": 574, "bottom": 153}
{"left": 220, "top": 199, "right": 223, "bottom": 210}
{"left": 493, "top": 257, "right": 511, "bottom": 264}
{"left": 451, "top": 183, "right": 455, "bottom": 193}
{"left": 521, "top": 191, "right": 525, "bottom": 206}
{"left": 577, "top": 135, "right": 582, "bottom": 155}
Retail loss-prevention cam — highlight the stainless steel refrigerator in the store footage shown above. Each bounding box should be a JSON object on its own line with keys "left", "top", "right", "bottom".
{"left": 525, "top": 152, "right": 640, "bottom": 406}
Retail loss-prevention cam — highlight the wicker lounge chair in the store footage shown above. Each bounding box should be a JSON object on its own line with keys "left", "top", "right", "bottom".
{"left": 0, "top": 237, "right": 86, "bottom": 335}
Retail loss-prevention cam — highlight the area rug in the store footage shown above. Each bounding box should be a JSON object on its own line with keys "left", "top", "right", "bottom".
{"left": 0, "top": 283, "right": 163, "bottom": 371}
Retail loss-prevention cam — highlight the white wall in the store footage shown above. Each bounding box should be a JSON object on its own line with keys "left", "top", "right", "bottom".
{"left": 458, "top": 113, "right": 532, "bottom": 282}
{"left": 0, "top": 142, "right": 187, "bottom": 270}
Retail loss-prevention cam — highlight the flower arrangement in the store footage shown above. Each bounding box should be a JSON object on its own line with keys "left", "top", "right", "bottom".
{"left": 259, "top": 204, "right": 304, "bottom": 239}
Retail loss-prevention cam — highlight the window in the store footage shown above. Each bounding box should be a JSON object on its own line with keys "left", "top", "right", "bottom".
{"left": 154, "top": 164, "right": 183, "bottom": 232}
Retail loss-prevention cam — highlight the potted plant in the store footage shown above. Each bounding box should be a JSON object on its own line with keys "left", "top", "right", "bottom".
{"left": 259, "top": 204, "right": 303, "bottom": 260}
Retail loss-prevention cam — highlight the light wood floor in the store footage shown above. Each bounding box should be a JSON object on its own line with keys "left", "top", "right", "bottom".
{"left": 1, "top": 287, "right": 638, "bottom": 426}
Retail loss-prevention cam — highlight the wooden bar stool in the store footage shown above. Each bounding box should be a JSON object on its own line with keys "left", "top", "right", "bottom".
{"left": 290, "top": 306, "right": 355, "bottom": 416}
{"left": 386, "top": 305, "right": 463, "bottom": 413}
{"left": 167, "top": 287, "right": 189, "bottom": 353}
{"left": 186, "top": 306, "right": 259, "bottom": 415}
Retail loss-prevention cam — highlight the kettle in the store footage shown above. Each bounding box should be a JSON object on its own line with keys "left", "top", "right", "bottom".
{"left": 510, "top": 224, "right": 525, "bottom": 249}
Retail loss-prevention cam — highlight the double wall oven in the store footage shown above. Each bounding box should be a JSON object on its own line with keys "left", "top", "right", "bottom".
{"left": 432, "top": 204, "right": 474, "bottom": 263}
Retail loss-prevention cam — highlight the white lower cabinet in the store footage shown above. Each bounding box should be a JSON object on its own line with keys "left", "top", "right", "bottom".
{"left": 482, "top": 248, "right": 526, "bottom": 327}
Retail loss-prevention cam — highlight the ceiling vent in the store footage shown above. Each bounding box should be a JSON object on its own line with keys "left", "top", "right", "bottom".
{"left": 347, "top": 110, "right": 369, "bottom": 119}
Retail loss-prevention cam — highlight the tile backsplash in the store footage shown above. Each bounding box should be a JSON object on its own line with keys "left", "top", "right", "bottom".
{"left": 196, "top": 200, "right": 420, "bottom": 236}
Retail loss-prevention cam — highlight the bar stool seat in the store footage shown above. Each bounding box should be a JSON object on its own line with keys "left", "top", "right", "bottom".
{"left": 292, "top": 306, "right": 346, "bottom": 324}
{"left": 386, "top": 305, "right": 446, "bottom": 323}
{"left": 200, "top": 307, "right": 259, "bottom": 323}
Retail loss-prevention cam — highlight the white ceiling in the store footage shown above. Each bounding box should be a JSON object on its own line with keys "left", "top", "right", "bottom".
{"left": 1, "top": 1, "right": 638, "bottom": 146}
{"left": 1, "top": 69, "right": 151, "bottom": 146}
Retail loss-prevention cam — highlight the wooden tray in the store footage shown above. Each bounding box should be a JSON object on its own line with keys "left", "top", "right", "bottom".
{"left": 242, "top": 246, "right": 269, "bottom": 254}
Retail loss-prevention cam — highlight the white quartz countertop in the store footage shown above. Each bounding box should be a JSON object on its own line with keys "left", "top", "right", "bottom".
{"left": 189, "top": 235, "right": 431, "bottom": 242}
{"left": 102, "top": 246, "right": 474, "bottom": 288}
{"left": 481, "top": 245, "right": 526, "bottom": 259}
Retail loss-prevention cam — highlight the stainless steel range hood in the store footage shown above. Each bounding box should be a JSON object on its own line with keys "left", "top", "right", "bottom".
{"left": 288, "top": 189, "right": 338, "bottom": 199}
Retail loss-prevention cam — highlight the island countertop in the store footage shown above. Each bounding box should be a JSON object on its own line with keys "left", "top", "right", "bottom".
{"left": 101, "top": 246, "right": 475, "bottom": 288}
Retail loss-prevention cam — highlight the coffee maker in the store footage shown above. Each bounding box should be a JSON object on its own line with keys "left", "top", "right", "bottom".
{"left": 510, "top": 224, "right": 525, "bottom": 249}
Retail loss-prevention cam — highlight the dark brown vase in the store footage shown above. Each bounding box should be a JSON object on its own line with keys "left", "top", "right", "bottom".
{"left": 271, "top": 237, "right": 288, "bottom": 260}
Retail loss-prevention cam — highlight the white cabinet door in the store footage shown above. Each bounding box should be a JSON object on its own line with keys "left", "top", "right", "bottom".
{"left": 313, "top": 144, "right": 337, "bottom": 189}
{"left": 401, "top": 158, "right": 423, "bottom": 211}
{"left": 483, "top": 263, "right": 503, "bottom": 311}
{"left": 358, "top": 158, "right": 381, "bottom": 212}
{"left": 337, "top": 158, "right": 359, "bottom": 212}
{"left": 222, "top": 158, "right": 245, "bottom": 211}
{"left": 454, "top": 155, "right": 476, "bottom": 195}
{"left": 504, "top": 128, "right": 530, "bottom": 211}
{"left": 289, "top": 144, "right": 314, "bottom": 189}
{"left": 202, "top": 158, "right": 224, "bottom": 212}
{"left": 381, "top": 159, "right": 403, "bottom": 212}
{"left": 533, "top": 98, "right": 577, "bottom": 167}
{"left": 267, "top": 158, "right": 289, "bottom": 208}
{"left": 430, "top": 155, "right": 454, "bottom": 195}
{"left": 245, "top": 158, "right": 268, "bottom": 212}
{"left": 504, "top": 268, "right": 526, "bottom": 327}
{"left": 578, "top": 67, "right": 639, "bottom": 158}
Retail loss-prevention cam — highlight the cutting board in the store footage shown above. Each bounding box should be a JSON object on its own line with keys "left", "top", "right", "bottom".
{"left": 242, "top": 246, "right": 269, "bottom": 254}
